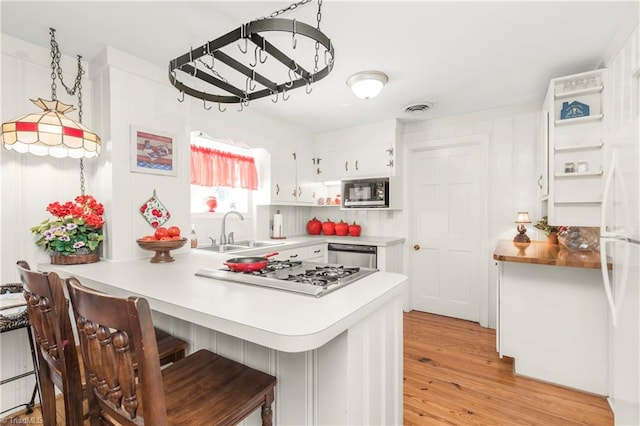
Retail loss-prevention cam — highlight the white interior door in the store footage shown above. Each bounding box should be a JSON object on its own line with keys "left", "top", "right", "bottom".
{"left": 410, "top": 141, "right": 483, "bottom": 321}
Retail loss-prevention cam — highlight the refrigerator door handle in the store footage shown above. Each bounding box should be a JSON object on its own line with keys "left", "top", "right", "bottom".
{"left": 599, "top": 238, "right": 618, "bottom": 326}
{"left": 600, "top": 150, "right": 617, "bottom": 238}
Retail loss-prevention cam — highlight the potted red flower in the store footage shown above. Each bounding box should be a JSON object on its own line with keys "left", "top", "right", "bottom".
{"left": 30, "top": 195, "right": 105, "bottom": 264}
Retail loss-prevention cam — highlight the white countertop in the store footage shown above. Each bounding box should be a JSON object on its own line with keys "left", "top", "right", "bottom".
{"left": 40, "top": 250, "right": 406, "bottom": 353}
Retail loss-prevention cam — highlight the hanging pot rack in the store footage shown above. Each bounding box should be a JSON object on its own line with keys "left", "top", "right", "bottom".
{"left": 168, "top": 17, "right": 335, "bottom": 107}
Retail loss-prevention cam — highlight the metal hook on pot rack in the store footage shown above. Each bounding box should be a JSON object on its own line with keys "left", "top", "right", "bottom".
{"left": 249, "top": 46, "right": 259, "bottom": 68}
{"left": 282, "top": 87, "right": 290, "bottom": 101}
{"left": 218, "top": 102, "right": 227, "bottom": 113}
{"left": 259, "top": 39, "right": 268, "bottom": 64}
{"left": 305, "top": 79, "right": 313, "bottom": 94}
{"left": 271, "top": 91, "right": 279, "bottom": 103}
{"left": 203, "top": 99, "right": 212, "bottom": 111}
{"left": 246, "top": 71, "right": 257, "bottom": 92}
{"left": 237, "top": 24, "right": 248, "bottom": 54}
{"left": 177, "top": 91, "right": 185, "bottom": 102}
{"left": 286, "top": 63, "right": 299, "bottom": 88}
{"left": 292, "top": 19, "right": 297, "bottom": 49}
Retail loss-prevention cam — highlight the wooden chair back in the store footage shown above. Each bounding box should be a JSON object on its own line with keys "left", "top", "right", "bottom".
{"left": 16, "top": 260, "right": 83, "bottom": 426}
{"left": 66, "top": 276, "right": 167, "bottom": 424}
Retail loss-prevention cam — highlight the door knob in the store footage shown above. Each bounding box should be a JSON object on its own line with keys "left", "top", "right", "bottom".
{"left": 413, "top": 244, "right": 420, "bottom": 251}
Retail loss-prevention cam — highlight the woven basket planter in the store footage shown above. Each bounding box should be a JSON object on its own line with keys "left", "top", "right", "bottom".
{"left": 50, "top": 253, "right": 99, "bottom": 265}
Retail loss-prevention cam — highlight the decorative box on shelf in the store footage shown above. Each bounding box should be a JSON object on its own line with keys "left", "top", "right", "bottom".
{"left": 560, "top": 100, "right": 590, "bottom": 119}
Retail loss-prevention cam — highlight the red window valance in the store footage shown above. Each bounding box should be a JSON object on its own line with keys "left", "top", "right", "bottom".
{"left": 190, "top": 145, "right": 258, "bottom": 190}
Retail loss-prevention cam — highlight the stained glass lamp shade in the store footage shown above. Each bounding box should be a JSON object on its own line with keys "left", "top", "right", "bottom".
{"left": 1, "top": 98, "right": 101, "bottom": 159}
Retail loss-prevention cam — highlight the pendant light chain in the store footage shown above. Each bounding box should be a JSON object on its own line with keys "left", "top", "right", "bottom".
{"left": 49, "top": 27, "right": 88, "bottom": 195}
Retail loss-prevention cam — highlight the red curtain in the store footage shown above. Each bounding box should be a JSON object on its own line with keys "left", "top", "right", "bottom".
{"left": 190, "top": 145, "right": 258, "bottom": 190}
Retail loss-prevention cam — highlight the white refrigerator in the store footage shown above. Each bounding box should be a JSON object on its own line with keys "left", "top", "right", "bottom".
{"left": 600, "top": 118, "right": 640, "bottom": 425}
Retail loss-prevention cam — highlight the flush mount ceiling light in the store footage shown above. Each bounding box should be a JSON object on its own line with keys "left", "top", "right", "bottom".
{"left": 1, "top": 28, "right": 101, "bottom": 160}
{"left": 346, "top": 71, "right": 388, "bottom": 100}
{"left": 168, "top": 0, "right": 335, "bottom": 111}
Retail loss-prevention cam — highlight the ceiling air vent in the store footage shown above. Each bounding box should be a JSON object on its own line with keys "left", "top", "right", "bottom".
{"left": 403, "top": 102, "right": 434, "bottom": 114}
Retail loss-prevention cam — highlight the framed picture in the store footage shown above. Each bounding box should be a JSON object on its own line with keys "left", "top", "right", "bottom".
{"left": 130, "top": 126, "right": 177, "bottom": 176}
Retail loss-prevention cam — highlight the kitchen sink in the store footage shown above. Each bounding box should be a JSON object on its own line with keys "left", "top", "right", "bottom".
{"left": 197, "top": 244, "right": 249, "bottom": 253}
{"left": 233, "top": 240, "right": 284, "bottom": 248}
{"left": 197, "top": 240, "right": 284, "bottom": 253}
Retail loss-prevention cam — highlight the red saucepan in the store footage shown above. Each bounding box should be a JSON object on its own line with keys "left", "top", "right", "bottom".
{"left": 224, "top": 252, "right": 279, "bottom": 272}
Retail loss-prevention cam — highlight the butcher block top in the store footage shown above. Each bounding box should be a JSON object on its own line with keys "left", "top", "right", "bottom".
{"left": 493, "top": 240, "right": 611, "bottom": 270}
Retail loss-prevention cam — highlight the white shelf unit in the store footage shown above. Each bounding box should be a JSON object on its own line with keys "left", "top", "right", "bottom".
{"left": 545, "top": 68, "right": 608, "bottom": 227}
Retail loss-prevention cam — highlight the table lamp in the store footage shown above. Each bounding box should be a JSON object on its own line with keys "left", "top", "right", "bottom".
{"left": 513, "top": 212, "right": 531, "bottom": 243}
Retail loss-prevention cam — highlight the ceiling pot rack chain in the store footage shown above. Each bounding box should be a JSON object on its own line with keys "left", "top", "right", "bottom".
{"left": 168, "top": 0, "right": 334, "bottom": 110}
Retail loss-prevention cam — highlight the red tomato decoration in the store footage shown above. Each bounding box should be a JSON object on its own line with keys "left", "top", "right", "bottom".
{"left": 159, "top": 236, "right": 172, "bottom": 241}
{"left": 167, "top": 226, "right": 181, "bottom": 237}
{"left": 335, "top": 220, "right": 349, "bottom": 236}
{"left": 140, "top": 235, "right": 157, "bottom": 241}
{"left": 170, "top": 235, "right": 183, "bottom": 240}
{"left": 348, "top": 222, "right": 362, "bottom": 237}
{"left": 322, "top": 219, "right": 336, "bottom": 235}
{"left": 154, "top": 227, "right": 169, "bottom": 239}
{"left": 307, "top": 217, "right": 322, "bottom": 235}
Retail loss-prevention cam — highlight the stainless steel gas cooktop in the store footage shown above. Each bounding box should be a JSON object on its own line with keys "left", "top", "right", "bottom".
{"left": 195, "top": 260, "right": 378, "bottom": 297}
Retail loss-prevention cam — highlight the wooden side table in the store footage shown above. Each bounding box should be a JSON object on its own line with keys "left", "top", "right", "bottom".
{"left": 0, "top": 283, "right": 39, "bottom": 415}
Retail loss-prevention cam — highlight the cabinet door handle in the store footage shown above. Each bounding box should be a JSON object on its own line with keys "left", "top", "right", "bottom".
{"left": 292, "top": 152, "right": 297, "bottom": 160}
{"left": 298, "top": 186, "right": 302, "bottom": 196}
{"left": 355, "top": 160, "right": 359, "bottom": 171}
{"left": 345, "top": 161, "right": 349, "bottom": 172}
{"left": 387, "top": 160, "right": 394, "bottom": 167}
{"left": 276, "top": 184, "right": 280, "bottom": 195}
{"left": 413, "top": 244, "right": 420, "bottom": 251}
{"left": 292, "top": 189, "right": 297, "bottom": 197}
{"left": 313, "top": 249, "right": 321, "bottom": 254}
{"left": 290, "top": 254, "right": 299, "bottom": 258}
{"left": 537, "top": 175, "right": 543, "bottom": 189}
{"left": 387, "top": 147, "right": 394, "bottom": 155}
{"left": 316, "top": 167, "right": 322, "bottom": 175}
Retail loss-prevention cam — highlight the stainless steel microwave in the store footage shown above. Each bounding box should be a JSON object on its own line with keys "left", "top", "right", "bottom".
{"left": 341, "top": 177, "right": 401, "bottom": 209}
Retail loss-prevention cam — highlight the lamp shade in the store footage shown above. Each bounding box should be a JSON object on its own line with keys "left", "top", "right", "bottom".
{"left": 346, "top": 71, "right": 388, "bottom": 99}
{"left": 1, "top": 98, "right": 101, "bottom": 159}
{"left": 515, "top": 212, "right": 531, "bottom": 223}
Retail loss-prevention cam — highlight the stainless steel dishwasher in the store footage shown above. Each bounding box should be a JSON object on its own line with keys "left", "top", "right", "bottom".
{"left": 327, "top": 243, "right": 377, "bottom": 269}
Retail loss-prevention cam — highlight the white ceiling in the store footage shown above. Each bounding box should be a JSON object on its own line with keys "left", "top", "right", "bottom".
{"left": 1, "top": 1, "right": 637, "bottom": 134}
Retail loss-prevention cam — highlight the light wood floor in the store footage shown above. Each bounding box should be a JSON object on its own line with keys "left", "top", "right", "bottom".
{"left": 404, "top": 310, "right": 613, "bottom": 425}
{"left": 2, "top": 311, "right": 614, "bottom": 425}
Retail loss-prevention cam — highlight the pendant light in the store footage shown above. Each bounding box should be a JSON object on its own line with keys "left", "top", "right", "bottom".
{"left": 1, "top": 28, "right": 101, "bottom": 160}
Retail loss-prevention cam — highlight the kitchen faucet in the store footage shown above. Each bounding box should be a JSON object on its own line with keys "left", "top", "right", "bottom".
{"left": 220, "top": 210, "right": 244, "bottom": 245}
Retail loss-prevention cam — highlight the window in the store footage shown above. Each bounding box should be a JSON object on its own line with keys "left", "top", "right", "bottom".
{"left": 190, "top": 132, "right": 257, "bottom": 214}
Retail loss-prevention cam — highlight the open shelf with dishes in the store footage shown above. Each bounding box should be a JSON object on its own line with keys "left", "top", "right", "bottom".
{"left": 544, "top": 68, "right": 607, "bottom": 227}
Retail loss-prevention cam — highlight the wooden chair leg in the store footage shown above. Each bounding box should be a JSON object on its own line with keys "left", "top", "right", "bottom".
{"left": 261, "top": 389, "right": 275, "bottom": 426}
{"left": 37, "top": 364, "right": 57, "bottom": 426}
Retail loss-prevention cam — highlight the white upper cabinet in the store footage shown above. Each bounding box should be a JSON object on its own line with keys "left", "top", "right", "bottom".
{"left": 314, "top": 143, "right": 394, "bottom": 181}
{"left": 271, "top": 143, "right": 319, "bottom": 205}
{"left": 545, "top": 69, "right": 607, "bottom": 226}
{"left": 312, "top": 120, "right": 398, "bottom": 182}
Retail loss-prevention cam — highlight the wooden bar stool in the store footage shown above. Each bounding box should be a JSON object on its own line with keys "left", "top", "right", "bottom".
{"left": 16, "top": 260, "right": 189, "bottom": 425}
{"left": 66, "top": 276, "right": 277, "bottom": 426}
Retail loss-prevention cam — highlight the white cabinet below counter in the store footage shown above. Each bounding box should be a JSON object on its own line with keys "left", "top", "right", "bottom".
{"left": 273, "top": 243, "right": 327, "bottom": 263}
{"left": 495, "top": 256, "right": 608, "bottom": 395}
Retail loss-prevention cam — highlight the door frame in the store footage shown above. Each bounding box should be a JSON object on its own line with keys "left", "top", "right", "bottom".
{"left": 404, "top": 133, "right": 490, "bottom": 327}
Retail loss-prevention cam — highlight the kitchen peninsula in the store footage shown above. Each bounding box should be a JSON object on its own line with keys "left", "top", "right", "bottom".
{"left": 40, "top": 249, "right": 407, "bottom": 426}
{"left": 494, "top": 240, "right": 609, "bottom": 394}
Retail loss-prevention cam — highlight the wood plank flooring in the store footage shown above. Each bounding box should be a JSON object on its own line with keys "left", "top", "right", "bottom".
{"left": 404, "top": 310, "right": 613, "bottom": 425}
{"left": 2, "top": 311, "right": 614, "bottom": 425}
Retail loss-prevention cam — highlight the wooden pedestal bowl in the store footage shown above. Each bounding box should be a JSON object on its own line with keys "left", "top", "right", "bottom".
{"left": 136, "top": 238, "right": 187, "bottom": 263}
